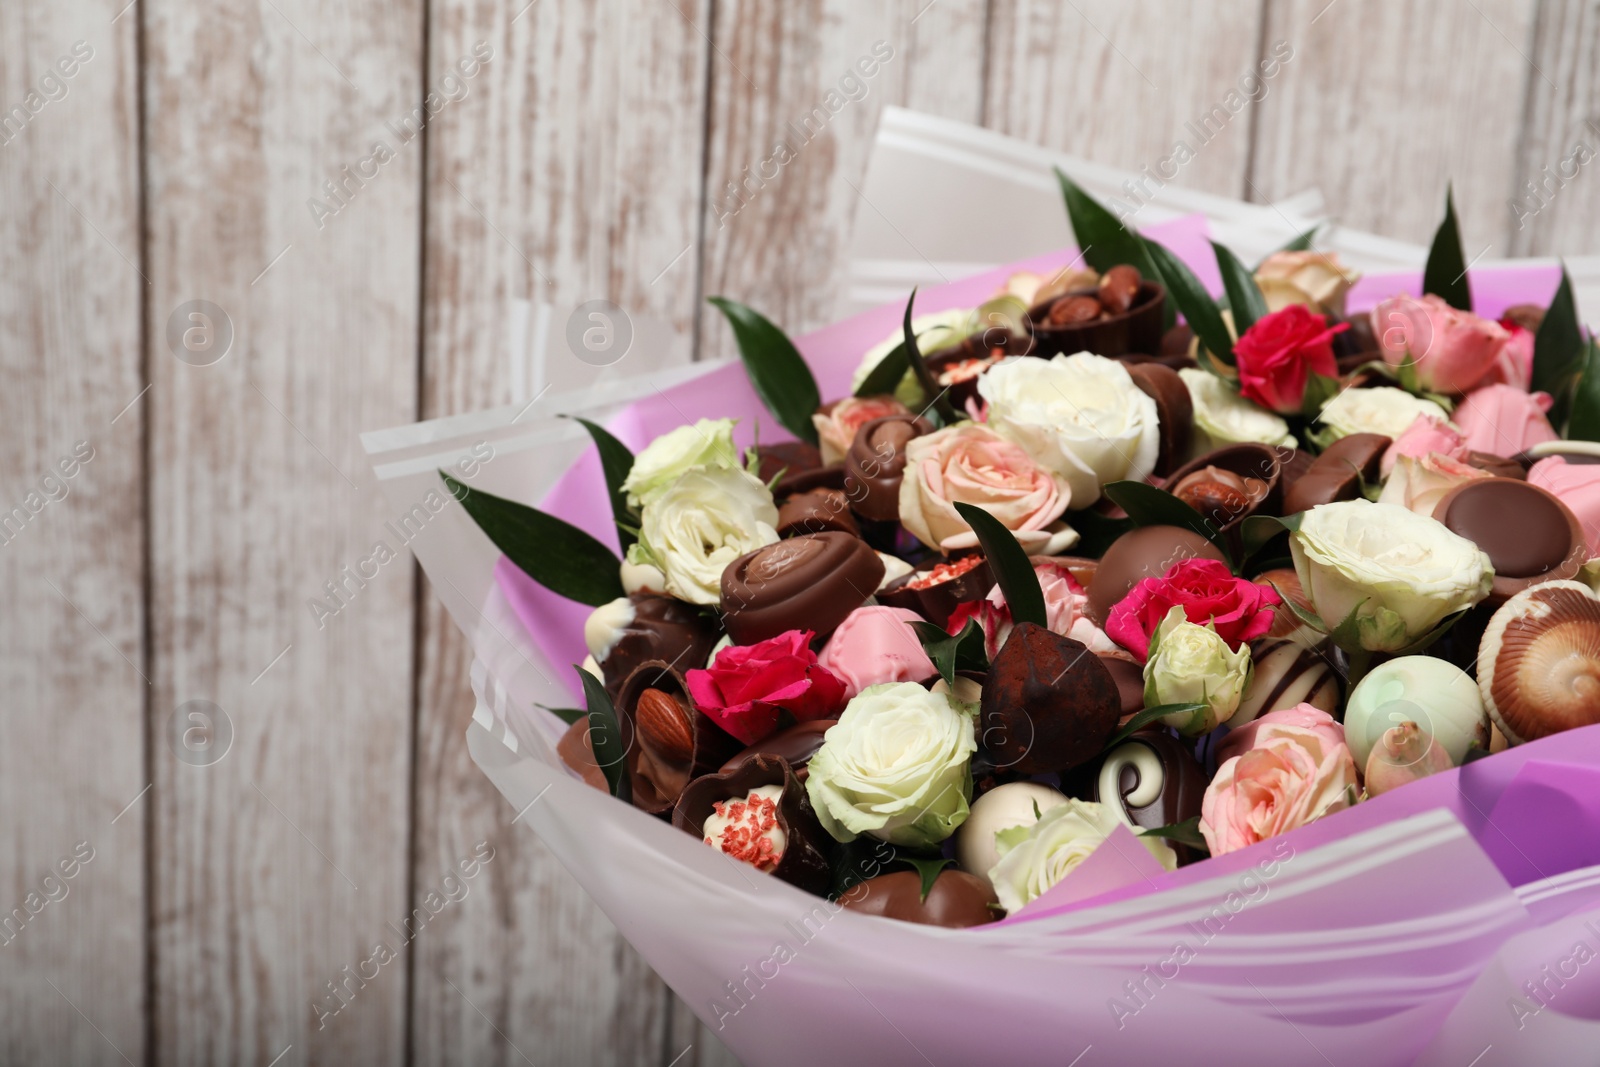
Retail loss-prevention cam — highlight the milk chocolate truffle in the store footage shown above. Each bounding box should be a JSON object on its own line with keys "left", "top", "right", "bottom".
{"left": 1434, "top": 479, "right": 1586, "bottom": 601}
{"left": 776, "top": 488, "right": 859, "bottom": 539}
{"left": 615, "top": 661, "right": 743, "bottom": 815}
{"left": 1086, "top": 525, "right": 1228, "bottom": 626}
{"left": 720, "top": 532, "right": 885, "bottom": 645}
{"left": 1161, "top": 444, "right": 1284, "bottom": 530}
{"left": 1223, "top": 638, "right": 1340, "bottom": 729}
{"left": 1126, "top": 362, "right": 1194, "bottom": 476}
{"left": 1478, "top": 580, "right": 1600, "bottom": 744}
{"left": 840, "top": 869, "right": 999, "bottom": 928}
{"left": 1282, "top": 433, "right": 1389, "bottom": 514}
{"left": 982, "top": 624, "right": 1121, "bottom": 774}
{"left": 877, "top": 554, "right": 994, "bottom": 628}
{"left": 1088, "top": 730, "right": 1206, "bottom": 837}
{"left": 556, "top": 718, "right": 609, "bottom": 792}
{"left": 598, "top": 594, "right": 720, "bottom": 694}
{"left": 719, "top": 719, "right": 836, "bottom": 782}
{"left": 673, "top": 755, "right": 831, "bottom": 895}
{"left": 843, "top": 414, "right": 933, "bottom": 522}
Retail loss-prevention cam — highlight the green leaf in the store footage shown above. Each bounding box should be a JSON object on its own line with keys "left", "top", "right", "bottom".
{"left": 1298, "top": 372, "right": 1342, "bottom": 419}
{"left": 1240, "top": 514, "right": 1293, "bottom": 569}
{"left": 1101, "top": 703, "right": 1206, "bottom": 753}
{"left": 576, "top": 665, "right": 631, "bottom": 801}
{"left": 1144, "top": 237, "right": 1234, "bottom": 366}
{"left": 1254, "top": 225, "right": 1320, "bottom": 268}
{"left": 1053, "top": 167, "right": 1173, "bottom": 330}
{"left": 1569, "top": 338, "right": 1600, "bottom": 442}
{"left": 1532, "top": 266, "right": 1587, "bottom": 408}
{"left": 953, "top": 502, "right": 1047, "bottom": 628}
{"left": 1067, "top": 507, "right": 1134, "bottom": 557}
{"left": 535, "top": 703, "right": 587, "bottom": 726}
{"left": 1421, "top": 185, "right": 1472, "bottom": 311}
{"left": 708, "top": 297, "right": 821, "bottom": 446}
{"left": 443, "top": 471, "right": 625, "bottom": 607}
{"left": 1139, "top": 816, "right": 1208, "bottom": 853}
{"left": 854, "top": 338, "right": 912, "bottom": 399}
{"left": 1102, "top": 480, "right": 1221, "bottom": 547}
{"left": 1212, "top": 241, "right": 1270, "bottom": 336}
{"left": 568, "top": 416, "right": 638, "bottom": 552}
{"left": 901, "top": 289, "right": 958, "bottom": 425}
{"left": 910, "top": 619, "right": 987, "bottom": 689}
{"left": 896, "top": 854, "right": 955, "bottom": 904}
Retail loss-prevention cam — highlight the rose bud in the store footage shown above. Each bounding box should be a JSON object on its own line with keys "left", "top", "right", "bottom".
{"left": 1105, "top": 558, "right": 1280, "bottom": 663}
{"left": 1142, "top": 606, "right": 1253, "bottom": 735}
{"left": 1364, "top": 722, "right": 1453, "bottom": 796}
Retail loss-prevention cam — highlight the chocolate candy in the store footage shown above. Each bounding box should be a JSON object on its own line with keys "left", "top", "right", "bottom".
{"left": 720, "top": 532, "right": 884, "bottom": 645}
{"left": 1252, "top": 568, "right": 1320, "bottom": 643}
{"left": 1048, "top": 294, "right": 1103, "bottom": 324}
{"left": 843, "top": 414, "right": 933, "bottom": 522}
{"left": 614, "top": 661, "right": 743, "bottom": 815}
{"left": 1161, "top": 443, "right": 1285, "bottom": 531}
{"left": 754, "top": 441, "right": 822, "bottom": 486}
{"left": 840, "top": 869, "right": 998, "bottom": 927}
{"left": 1098, "top": 654, "right": 1146, "bottom": 717}
{"left": 673, "top": 755, "right": 831, "bottom": 895}
{"left": 719, "top": 719, "right": 836, "bottom": 782}
{"left": 1028, "top": 278, "right": 1166, "bottom": 358}
{"left": 1282, "top": 433, "right": 1389, "bottom": 514}
{"left": 598, "top": 594, "right": 720, "bottom": 695}
{"left": 1086, "top": 525, "right": 1228, "bottom": 626}
{"left": 1466, "top": 451, "right": 1526, "bottom": 480}
{"left": 556, "top": 718, "right": 609, "bottom": 792}
{"left": 982, "top": 623, "right": 1121, "bottom": 774}
{"left": 1159, "top": 323, "right": 1194, "bottom": 359}
{"left": 1098, "top": 265, "right": 1143, "bottom": 314}
{"left": 924, "top": 329, "right": 1032, "bottom": 410}
{"left": 876, "top": 554, "right": 994, "bottom": 628}
{"left": 1088, "top": 730, "right": 1206, "bottom": 836}
{"left": 1478, "top": 580, "right": 1600, "bottom": 744}
{"left": 1125, "top": 362, "right": 1194, "bottom": 476}
{"left": 1224, "top": 637, "right": 1340, "bottom": 728}
{"left": 776, "top": 488, "right": 858, "bottom": 539}
{"left": 1433, "top": 478, "right": 1586, "bottom": 601}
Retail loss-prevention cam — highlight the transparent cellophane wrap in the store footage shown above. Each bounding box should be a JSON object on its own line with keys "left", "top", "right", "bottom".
{"left": 363, "top": 113, "right": 1600, "bottom": 1065}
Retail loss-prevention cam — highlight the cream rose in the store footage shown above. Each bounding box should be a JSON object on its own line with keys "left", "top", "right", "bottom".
{"left": 1178, "top": 368, "right": 1297, "bottom": 455}
{"left": 988, "top": 799, "right": 1176, "bottom": 914}
{"left": 812, "top": 395, "right": 911, "bottom": 465}
{"left": 979, "top": 353, "right": 1160, "bottom": 505}
{"left": 1376, "top": 452, "right": 1490, "bottom": 516}
{"left": 1290, "top": 499, "right": 1493, "bottom": 652}
{"left": 805, "top": 681, "right": 977, "bottom": 848}
{"left": 634, "top": 467, "right": 778, "bottom": 605}
{"left": 620, "top": 418, "right": 740, "bottom": 509}
{"left": 898, "top": 423, "right": 1070, "bottom": 552}
{"left": 1200, "top": 722, "right": 1359, "bottom": 856}
{"left": 1318, "top": 386, "right": 1449, "bottom": 443}
{"left": 1143, "top": 606, "right": 1253, "bottom": 735}
{"left": 1254, "top": 250, "right": 1360, "bottom": 317}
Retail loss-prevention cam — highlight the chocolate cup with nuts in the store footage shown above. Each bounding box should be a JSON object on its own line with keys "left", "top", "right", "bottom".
{"left": 1027, "top": 280, "right": 1166, "bottom": 358}
{"left": 672, "top": 754, "right": 832, "bottom": 896}
{"left": 1161, "top": 443, "right": 1286, "bottom": 534}
{"left": 615, "top": 660, "right": 744, "bottom": 816}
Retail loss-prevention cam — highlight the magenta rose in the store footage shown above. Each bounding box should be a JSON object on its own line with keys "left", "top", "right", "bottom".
{"left": 686, "top": 630, "right": 847, "bottom": 745}
{"left": 1105, "top": 558, "right": 1281, "bottom": 663}
{"left": 1372, "top": 293, "right": 1514, "bottom": 395}
{"left": 1233, "top": 304, "right": 1345, "bottom": 414}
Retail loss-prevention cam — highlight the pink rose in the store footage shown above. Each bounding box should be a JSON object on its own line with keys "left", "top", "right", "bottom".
{"left": 1364, "top": 722, "right": 1453, "bottom": 796}
{"left": 816, "top": 606, "right": 937, "bottom": 699}
{"left": 812, "top": 395, "right": 911, "bottom": 464}
{"left": 1529, "top": 456, "right": 1600, "bottom": 548}
{"left": 1233, "top": 305, "right": 1345, "bottom": 414}
{"left": 686, "top": 630, "right": 846, "bottom": 745}
{"left": 1372, "top": 293, "right": 1514, "bottom": 395}
{"left": 1452, "top": 383, "right": 1558, "bottom": 456}
{"left": 1376, "top": 451, "right": 1491, "bottom": 516}
{"left": 1201, "top": 717, "right": 1360, "bottom": 856}
{"left": 1381, "top": 414, "right": 1469, "bottom": 477}
{"left": 899, "top": 424, "right": 1069, "bottom": 552}
{"left": 1104, "top": 558, "right": 1281, "bottom": 663}
{"left": 1218, "top": 704, "right": 1347, "bottom": 766}
{"left": 950, "top": 559, "right": 1118, "bottom": 660}
{"left": 1477, "top": 317, "right": 1536, "bottom": 390}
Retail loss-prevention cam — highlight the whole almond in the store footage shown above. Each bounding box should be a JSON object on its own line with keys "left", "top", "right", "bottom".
{"left": 635, "top": 688, "right": 694, "bottom": 764}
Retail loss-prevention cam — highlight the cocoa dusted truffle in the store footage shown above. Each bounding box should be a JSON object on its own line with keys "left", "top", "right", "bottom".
{"left": 840, "top": 868, "right": 999, "bottom": 928}
{"left": 720, "top": 532, "right": 885, "bottom": 645}
{"left": 981, "top": 623, "right": 1121, "bottom": 774}
{"left": 843, "top": 414, "right": 933, "bottom": 522}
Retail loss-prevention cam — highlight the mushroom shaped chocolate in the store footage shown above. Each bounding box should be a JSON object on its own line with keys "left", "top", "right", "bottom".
{"left": 840, "top": 868, "right": 999, "bottom": 928}
{"left": 1086, "top": 525, "right": 1228, "bottom": 626}
{"left": 672, "top": 755, "right": 831, "bottom": 895}
{"left": 876, "top": 554, "right": 994, "bottom": 629}
{"left": 1433, "top": 479, "right": 1587, "bottom": 602}
{"left": 843, "top": 414, "right": 933, "bottom": 522}
{"left": 615, "top": 661, "right": 744, "bottom": 815}
{"left": 1478, "top": 580, "right": 1600, "bottom": 744}
{"left": 719, "top": 719, "right": 837, "bottom": 782}
{"left": 981, "top": 623, "right": 1121, "bottom": 774}
{"left": 719, "top": 532, "right": 884, "bottom": 645}
{"left": 1161, "top": 443, "right": 1283, "bottom": 531}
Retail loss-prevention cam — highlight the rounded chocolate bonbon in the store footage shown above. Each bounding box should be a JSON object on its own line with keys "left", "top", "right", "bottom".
{"left": 840, "top": 869, "right": 999, "bottom": 927}
{"left": 981, "top": 624, "right": 1121, "bottom": 775}
{"left": 1086, "top": 525, "right": 1228, "bottom": 626}
{"left": 720, "top": 532, "right": 885, "bottom": 645}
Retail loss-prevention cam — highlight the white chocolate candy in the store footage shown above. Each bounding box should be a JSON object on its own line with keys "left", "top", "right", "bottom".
{"left": 703, "top": 784, "right": 786, "bottom": 872}
{"left": 875, "top": 552, "right": 915, "bottom": 591}
{"left": 955, "top": 781, "right": 1068, "bottom": 890}
{"left": 1344, "top": 655, "right": 1488, "bottom": 768}
{"left": 620, "top": 560, "right": 668, "bottom": 596}
{"left": 583, "top": 596, "right": 636, "bottom": 661}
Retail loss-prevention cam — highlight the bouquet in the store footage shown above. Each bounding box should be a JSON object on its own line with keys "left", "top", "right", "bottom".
{"left": 383, "top": 172, "right": 1600, "bottom": 1064}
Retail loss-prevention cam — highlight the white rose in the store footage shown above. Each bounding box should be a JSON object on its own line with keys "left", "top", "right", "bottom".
{"left": 805, "top": 681, "right": 977, "bottom": 848}
{"left": 1318, "top": 387, "right": 1448, "bottom": 442}
{"left": 1291, "top": 499, "right": 1493, "bottom": 653}
{"left": 1178, "top": 368, "right": 1297, "bottom": 455}
{"left": 1254, "top": 251, "right": 1361, "bottom": 317}
{"left": 979, "top": 353, "right": 1160, "bottom": 506}
{"left": 988, "top": 799, "right": 1176, "bottom": 914}
{"left": 850, "top": 309, "right": 973, "bottom": 395}
{"left": 620, "top": 418, "right": 739, "bottom": 509}
{"left": 1376, "top": 452, "right": 1490, "bottom": 516}
{"left": 635, "top": 467, "right": 778, "bottom": 605}
{"left": 1142, "top": 606, "right": 1253, "bottom": 735}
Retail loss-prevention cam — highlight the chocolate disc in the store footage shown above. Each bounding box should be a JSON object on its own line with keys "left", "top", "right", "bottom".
{"left": 839, "top": 869, "right": 999, "bottom": 927}
{"left": 1433, "top": 479, "right": 1586, "bottom": 600}
{"left": 843, "top": 414, "right": 933, "bottom": 522}
{"left": 720, "top": 532, "right": 885, "bottom": 645}
{"left": 1086, "top": 525, "right": 1228, "bottom": 626}
{"left": 1282, "top": 433, "right": 1389, "bottom": 515}
{"left": 981, "top": 623, "right": 1121, "bottom": 774}
{"left": 672, "top": 755, "right": 831, "bottom": 895}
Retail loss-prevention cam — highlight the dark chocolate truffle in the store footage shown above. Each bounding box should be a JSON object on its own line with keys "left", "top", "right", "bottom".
{"left": 839, "top": 869, "right": 998, "bottom": 927}
{"left": 1086, "top": 525, "right": 1228, "bottom": 626}
{"left": 981, "top": 624, "right": 1121, "bottom": 774}
{"left": 720, "top": 532, "right": 885, "bottom": 645}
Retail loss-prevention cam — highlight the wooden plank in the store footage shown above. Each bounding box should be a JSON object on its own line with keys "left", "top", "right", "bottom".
{"left": 1508, "top": 0, "right": 1600, "bottom": 257}
{"left": 698, "top": 0, "right": 991, "bottom": 364}
{"left": 144, "top": 0, "right": 421, "bottom": 1062}
{"left": 409, "top": 1, "right": 714, "bottom": 1064}
{"left": 1252, "top": 0, "right": 1539, "bottom": 256}
{"left": 0, "top": 4, "right": 146, "bottom": 1065}
{"left": 985, "top": 0, "right": 1268, "bottom": 201}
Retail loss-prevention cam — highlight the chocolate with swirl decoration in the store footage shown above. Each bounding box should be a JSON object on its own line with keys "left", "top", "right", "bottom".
{"left": 719, "top": 532, "right": 884, "bottom": 645}
{"left": 1223, "top": 638, "right": 1340, "bottom": 729}
{"left": 1085, "top": 730, "right": 1206, "bottom": 842}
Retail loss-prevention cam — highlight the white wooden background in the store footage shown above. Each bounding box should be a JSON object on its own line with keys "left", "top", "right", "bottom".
{"left": 2, "top": 1, "right": 1596, "bottom": 1064}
